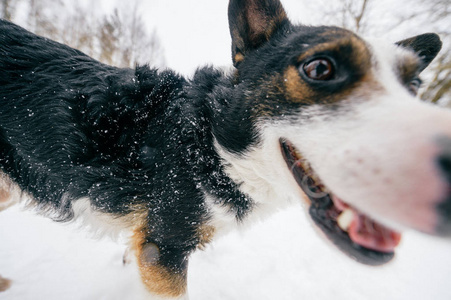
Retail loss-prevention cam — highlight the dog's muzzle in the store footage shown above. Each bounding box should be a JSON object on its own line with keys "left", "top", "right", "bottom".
{"left": 280, "top": 139, "right": 398, "bottom": 265}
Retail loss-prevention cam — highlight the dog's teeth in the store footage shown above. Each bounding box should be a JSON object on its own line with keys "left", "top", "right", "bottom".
{"left": 337, "top": 208, "right": 354, "bottom": 231}
{"left": 294, "top": 150, "right": 303, "bottom": 158}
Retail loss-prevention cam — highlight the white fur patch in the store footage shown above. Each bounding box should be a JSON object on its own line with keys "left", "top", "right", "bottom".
{"left": 0, "top": 172, "right": 141, "bottom": 241}
{"left": 203, "top": 191, "right": 240, "bottom": 236}
{"left": 213, "top": 133, "right": 309, "bottom": 230}
{"left": 215, "top": 37, "right": 451, "bottom": 236}
{"left": 71, "top": 197, "right": 146, "bottom": 240}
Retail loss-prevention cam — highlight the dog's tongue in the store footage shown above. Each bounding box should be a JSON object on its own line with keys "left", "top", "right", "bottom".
{"left": 334, "top": 197, "right": 401, "bottom": 253}
{"left": 348, "top": 213, "right": 402, "bottom": 253}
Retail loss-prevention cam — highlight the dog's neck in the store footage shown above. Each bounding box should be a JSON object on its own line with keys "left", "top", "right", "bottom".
{"left": 185, "top": 68, "right": 298, "bottom": 231}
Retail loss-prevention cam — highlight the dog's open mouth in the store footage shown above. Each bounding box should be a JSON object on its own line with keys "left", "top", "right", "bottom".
{"left": 280, "top": 139, "right": 401, "bottom": 265}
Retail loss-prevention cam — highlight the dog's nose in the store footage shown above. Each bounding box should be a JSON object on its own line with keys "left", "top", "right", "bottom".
{"left": 436, "top": 136, "right": 451, "bottom": 235}
{"left": 436, "top": 136, "right": 451, "bottom": 182}
{"left": 437, "top": 152, "right": 451, "bottom": 182}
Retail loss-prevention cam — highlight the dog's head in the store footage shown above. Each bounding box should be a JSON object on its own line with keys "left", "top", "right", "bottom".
{"left": 217, "top": 0, "right": 450, "bottom": 265}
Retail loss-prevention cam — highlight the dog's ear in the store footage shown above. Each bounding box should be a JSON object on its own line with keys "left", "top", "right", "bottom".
{"left": 396, "top": 33, "right": 442, "bottom": 72}
{"left": 228, "top": 0, "right": 290, "bottom": 67}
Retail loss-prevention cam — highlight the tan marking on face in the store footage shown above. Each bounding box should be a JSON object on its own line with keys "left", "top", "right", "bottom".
{"left": 283, "top": 66, "right": 316, "bottom": 104}
{"left": 285, "top": 66, "right": 384, "bottom": 105}
{"left": 131, "top": 227, "right": 187, "bottom": 298}
{"left": 250, "top": 74, "right": 290, "bottom": 117}
{"left": 197, "top": 224, "right": 215, "bottom": 250}
{"left": 282, "top": 34, "right": 382, "bottom": 105}
{"left": 283, "top": 64, "right": 382, "bottom": 105}
{"left": 234, "top": 52, "right": 245, "bottom": 65}
{"left": 298, "top": 35, "right": 370, "bottom": 66}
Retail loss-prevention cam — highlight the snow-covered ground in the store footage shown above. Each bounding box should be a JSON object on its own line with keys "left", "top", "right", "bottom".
{"left": 1, "top": 203, "right": 451, "bottom": 300}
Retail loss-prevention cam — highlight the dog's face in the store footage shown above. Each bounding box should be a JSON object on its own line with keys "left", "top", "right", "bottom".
{"left": 218, "top": 0, "right": 451, "bottom": 264}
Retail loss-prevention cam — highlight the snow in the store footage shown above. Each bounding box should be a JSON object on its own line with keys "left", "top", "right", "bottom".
{"left": 1, "top": 204, "right": 451, "bottom": 300}
{"left": 1, "top": 1, "right": 450, "bottom": 299}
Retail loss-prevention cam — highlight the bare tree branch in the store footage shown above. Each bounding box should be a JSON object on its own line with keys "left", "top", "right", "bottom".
{"left": 354, "top": 0, "right": 369, "bottom": 32}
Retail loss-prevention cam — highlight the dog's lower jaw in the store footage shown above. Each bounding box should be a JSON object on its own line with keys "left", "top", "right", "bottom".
{"left": 213, "top": 94, "right": 451, "bottom": 263}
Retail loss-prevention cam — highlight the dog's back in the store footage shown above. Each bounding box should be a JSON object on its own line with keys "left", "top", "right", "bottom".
{"left": 0, "top": 19, "right": 188, "bottom": 219}
{"left": 0, "top": 18, "right": 231, "bottom": 297}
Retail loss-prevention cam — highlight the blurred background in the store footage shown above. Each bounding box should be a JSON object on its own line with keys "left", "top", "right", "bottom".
{"left": 1, "top": 0, "right": 449, "bottom": 104}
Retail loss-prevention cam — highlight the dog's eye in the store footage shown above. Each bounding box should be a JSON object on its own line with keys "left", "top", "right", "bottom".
{"left": 302, "top": 58, "right": 334, "bottom": 81}
{"left": 408, "top": 78, "right": 422, "bottom": 95}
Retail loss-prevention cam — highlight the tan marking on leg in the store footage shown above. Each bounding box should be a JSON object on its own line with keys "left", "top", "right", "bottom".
{"left": 131, "top": 227, "right": 187, "bottom": 298}
{"left": 0, "top": 275, "right": 12, "bottom": 292}
{"left": 197, "top": 224, "right": 215, "bottom": 250}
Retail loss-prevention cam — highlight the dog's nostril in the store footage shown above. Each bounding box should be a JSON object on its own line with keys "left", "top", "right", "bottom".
{"left": 436, "top": 136, "right": 451, "bottom": 182}
{"left": 437, "top": 154, "right": 451, "bottom": 182}
{"left": 436, "top": 136, "right": 451, "bottom": 235}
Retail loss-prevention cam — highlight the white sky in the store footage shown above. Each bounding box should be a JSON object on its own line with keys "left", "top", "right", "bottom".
{"left": 72, "top": 0, "right": 447, "bottom": 76}
{"left": 139, "top": 0, "right": 231, "bottom": 75}
{"left": 134, "top": 0, "right": 324, "bottom": 75}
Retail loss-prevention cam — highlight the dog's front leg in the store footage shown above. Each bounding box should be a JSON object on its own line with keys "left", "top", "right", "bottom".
{"left": 132, "top": 227, "right": 190, "bottom": 299}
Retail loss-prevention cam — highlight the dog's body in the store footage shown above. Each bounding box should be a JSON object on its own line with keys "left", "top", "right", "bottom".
{"left": 1, "top": 0, "right": 451, "bottom": 298}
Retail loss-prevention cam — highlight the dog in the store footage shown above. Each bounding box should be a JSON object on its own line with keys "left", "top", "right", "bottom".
{"left": 0, "top": 0, "right": 450, "bottom": 298}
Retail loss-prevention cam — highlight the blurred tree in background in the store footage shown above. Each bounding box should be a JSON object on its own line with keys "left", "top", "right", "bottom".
{"left": 405, "top": 0, "right": 450, "bottom": 104}
{"left": 97, "top": 6, "right": 165, "bottom": 68}
{"left": 0, "top": 0, "right": 166, "bottom": 68}
{"left": 0, "top": 0, "right": 13, "bottom": 21}
{"left": 302, "top": 0, "right": 450, "bottom": 105}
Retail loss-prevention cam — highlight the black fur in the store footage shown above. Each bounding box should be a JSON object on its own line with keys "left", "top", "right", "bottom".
{"left": 0, "top": 0, "right": 442, "bottom": 283}
{"left": 396, "top": 33, "right": 442, "bottom": 72}
{"left": 0, "top": 19, "right": 254, "bottom": 271}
